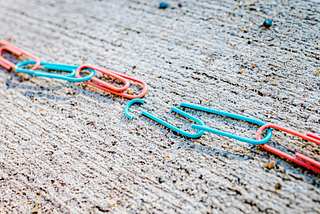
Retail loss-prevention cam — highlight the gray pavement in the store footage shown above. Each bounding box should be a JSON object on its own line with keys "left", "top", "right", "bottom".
{"left": 0, "top": 0, "right": 319, "bottom": 213}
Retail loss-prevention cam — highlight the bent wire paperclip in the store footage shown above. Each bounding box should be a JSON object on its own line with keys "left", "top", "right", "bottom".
{"left": 125, "top": 99, "right": 144, "bottom": 121}
{"left": 0, "top": 40, "right": 40, "bottom": 71}
{"left": 74, "top": 64, "right": 130, "bottom": 92}
{"left": 15, "top": 61, "right": 95, "bottom": 82}
{"left": 256, "top": 124, "right": 320, "bottom": 173}
{"left": 179, "top": 103, "right": 272, "bottom": 145}
{"left": 142, "top": 107, "right": 205, "bottom": 138}
{"left": 76, "top": 66, "right": 148, "bottom": 99}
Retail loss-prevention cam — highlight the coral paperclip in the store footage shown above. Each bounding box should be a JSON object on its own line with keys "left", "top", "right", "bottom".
{"left": 75, "top": 64, "right": 130, "bottom": 92}
{"left": 0, "top": 40, "right": 40, "bottom": 71}
{"left": 15, "top": 61, "right": 95, "bottom": 82}
{"left": 76, "top": 66, "right": 148, "bottom": 99}
{"left": 256, "top": 124, "right": 320, "bottom": 173}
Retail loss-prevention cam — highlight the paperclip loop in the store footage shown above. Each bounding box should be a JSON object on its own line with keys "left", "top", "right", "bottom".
{"left": 142, "top": 107, "right": 205, "bottom": 138}
{"left": 76, "top": 66, "right": 148, "bottom": 99}
{"left": 125, "top": 99, "right": 144, "bottom": 121}
{"left": 15, "top": 61, "right": 95, "bottom": 82}
{"left": 180, "top": 103, "right": 272, "bottom": 145}
{"left": 307, "top": 132, "right": 320, "bottom": 141}
{"left": 74, "top": 65, "right": 131, "bottom": 92}
{"left": 256, "top": 124, "right": 320, "bottom": 173}
{"left": 0, "top": 40, "right": 40, "bottom": 71}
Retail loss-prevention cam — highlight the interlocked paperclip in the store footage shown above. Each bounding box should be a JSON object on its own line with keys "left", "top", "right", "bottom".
{"left": 76, "top": 66, "right": 148, "bottom": 99}
{"left": 75, "top": 64, "right": 130, "bottom": 92}
{"left": 142, "top": 107, "right": 205, "bottom": 138}
{"left": 15, "top": 61, "right": 95, "bottom": 82}
{"left": 256, "top": 123, "right": 320, "bottom": 173}
{"left": 0, "top": 40, "right": 40, "bottom": 71}
{"left": 180, "top": 103, "right": 273, "bottom": 145}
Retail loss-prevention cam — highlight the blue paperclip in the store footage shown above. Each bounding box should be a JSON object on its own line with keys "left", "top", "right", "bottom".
{"left": 142, "top": 107, "right": 205, "bottom": 138}
{"left": 15, "top": 61, "right": 95, "bottom": 82}
{"left": 179, "top": 103, "right": 272, "bottom": 145}
{"left": 125, "top": 99, "right": 144, "bottom": 121}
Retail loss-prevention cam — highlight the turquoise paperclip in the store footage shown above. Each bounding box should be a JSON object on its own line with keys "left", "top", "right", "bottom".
{"left": 125, "top": 99, "right": 145, "bottom": 121}
{"left": 180, "top": 103, "right": 272, "bottom": 145}
{"left": 142, "top": 107, "right": 205, "bottom": 138}
{"left": 15, "top": 61, "right": 95, "bottom": 82}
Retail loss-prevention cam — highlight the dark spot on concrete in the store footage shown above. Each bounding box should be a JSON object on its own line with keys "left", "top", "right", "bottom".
{"left": 275, "top": 183, "right": 282, "bottom": 190}
{"left": 158, "top": 177, "right": 164, "bottom": 183}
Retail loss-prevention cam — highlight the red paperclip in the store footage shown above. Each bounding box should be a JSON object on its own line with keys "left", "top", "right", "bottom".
{"left": 75, "top": 64, "right": 130, "bottom": 92}
{"left": 75, "top": 66, "right": 148, "bottom": 99}
{"left": 256, "top": 123, "right": 320, "bottom": 173}
{"left": 0, "top": 40, "right": 40, "bottom": 71}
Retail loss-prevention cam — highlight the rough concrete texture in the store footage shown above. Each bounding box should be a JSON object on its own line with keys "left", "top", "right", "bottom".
{"left": 0, "top": 0, "right": 319, "bottom": 213}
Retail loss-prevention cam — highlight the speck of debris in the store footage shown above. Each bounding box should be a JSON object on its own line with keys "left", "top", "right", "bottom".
{"left": 159, "top": 3, "right": 169, "bottom": 9}
{"left": 31, "top": 206, "right": 39, "bottom": 214}
{"left": 158, "top": 177, "right": 164, "bottom": 183}
{"left": 178, "top": 3, "right": 182, "bottom": 7}
{"left": 264, "top": 160, "right": 275, "bottom": 169}
{"left": 275, "top": 183, "right": 282, "bottom": 190}
{"left": 263, "top": 19, "right": 272, "bottom": 28}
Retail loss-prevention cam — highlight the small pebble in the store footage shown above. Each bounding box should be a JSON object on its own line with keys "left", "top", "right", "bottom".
{"left": 275, "top": 183, "right": 282, "bottom": 190}
{"left": 159, "top": 3, "right": 169, "bottom": 9}
{"left": 277, "top": 165, "right": 285, "bottom": 172}
{"left": 269, "top": 161, "right": 275, "bottom": 168}
{"left": 31, "top": 208, "right": 38, "bottom": 214}
{"left": 264, "top": 160, "right": 275, "bottom": 169}
{"left": 263, "top": 19, "right": 272, "bottom": 28}
{"left": 109, "top": 200, "right": 117, "bottom": 207}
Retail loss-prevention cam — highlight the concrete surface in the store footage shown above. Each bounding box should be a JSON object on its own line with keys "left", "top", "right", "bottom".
{"left": 0, "top": 0, "right": 319, "bottom": 213}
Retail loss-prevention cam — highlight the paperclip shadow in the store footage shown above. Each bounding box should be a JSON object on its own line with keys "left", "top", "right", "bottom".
{"left": 179, "top": 103, "right": 272, "bottom": 145}
{"left": 142, "top": 107, "right": 205, "bottom": 138}
{"left": 15, "top": 61, "right": 95, "bottom": 82}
